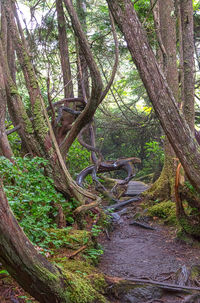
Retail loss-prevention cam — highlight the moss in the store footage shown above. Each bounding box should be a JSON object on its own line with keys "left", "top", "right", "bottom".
{"left": 190, "top": 265, "right": 200, "bottom": 280}
{"left": 10, "top": 87, "right": 19, "bottom": 96}
{"left": 148, "top": 200, "right": 177, "bottom": 225}
{"left": 144, "top": 153, "right": 175, "bottom": 201}
{"left": 118, "top": 0, "right": 126, "bottom": 12}
{"left": 179, "top": 217, "right": 200, "bottom": 237}
{"left": 21, "top": 110, "right": 34, "bottom": 134}
{"left": 47, "top": 228, "right": 91, "bottom": 249}
{"left": 34, "top": 260, "right": 107, "bottom": 302}
{"left": 33, "top": 98, "right": 48, "bottom": 136}
{"left": 52, "top": 259, "right": 107, "bottom": 302}
{"left": 23, "top": 51, "right": 38, "bottom": 89}
{"left": 63, "top": 269, "right": 107, "bottom": 303}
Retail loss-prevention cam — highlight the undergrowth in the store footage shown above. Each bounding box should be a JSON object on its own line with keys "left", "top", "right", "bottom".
{"left": 0, "top": 156, "right": 78, "bottom": 249}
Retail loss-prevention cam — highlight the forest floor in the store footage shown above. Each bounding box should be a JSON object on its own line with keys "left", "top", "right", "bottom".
{"left": 2, "top": 188, "right": 200, "bottom": 302}
{"left": 99, "top": 199, "right": 200, "bottom": 302}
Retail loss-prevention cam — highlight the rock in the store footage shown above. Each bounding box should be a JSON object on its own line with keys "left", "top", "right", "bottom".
{"left": 123, "top": 286, "right": 163, "bottom": 303}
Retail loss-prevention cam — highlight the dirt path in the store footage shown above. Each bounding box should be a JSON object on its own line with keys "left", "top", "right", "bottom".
{"left": 99, "top": 202, "right": 200, "bottom": 302}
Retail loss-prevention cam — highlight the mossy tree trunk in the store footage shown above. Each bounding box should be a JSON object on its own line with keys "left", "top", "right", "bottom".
{"left": 0, "top": 62, "right": 13, "bottom": 161}
{"left": 175, "top": 0, "right": 197, "bottom": 234}
{"left": 180, "top": 0, "right": 195, "bottom": 132}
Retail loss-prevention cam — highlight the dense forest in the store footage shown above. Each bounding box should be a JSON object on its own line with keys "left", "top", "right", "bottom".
{"left": 1, "top": 0, "right": 200, "bottom": 302}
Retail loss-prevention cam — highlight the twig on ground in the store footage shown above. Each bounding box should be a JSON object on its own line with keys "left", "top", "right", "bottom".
{"left": 68, "top": 245, "right": 87, "bottom": 259}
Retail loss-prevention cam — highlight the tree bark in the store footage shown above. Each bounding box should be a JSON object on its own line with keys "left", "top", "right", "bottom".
{"left": 0, "top": 63, "right": 13, "bottom": 161}
{"left": 180, "top": 0, "right": 195, "bottom": 131}
{"left": 56, "top": 0, "right": 74, "bottom": 99}
{"left": 148, "top": 0, "right": 179, "bottom": 201}
{"left": 106, "top": 0, "right": 200, "bottom": 193}
{"left": 76, "top": 0, "right": 90, "bottom": 100}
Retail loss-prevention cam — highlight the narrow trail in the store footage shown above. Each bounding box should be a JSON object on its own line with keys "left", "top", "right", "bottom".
{"left": 99, "top": 182, "right": 200, "bottom": 303}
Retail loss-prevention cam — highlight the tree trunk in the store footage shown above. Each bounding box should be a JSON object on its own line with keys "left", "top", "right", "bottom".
{"left": 148, "top": 0, "right": 179, "bottom": 201}
{"left": 56, "top": 0, "right": 74, "bottom": 99}
{"left": 180, "top": 0, "right": 195, "bottom": 131}
{"left": 0, "top": 63, "right": 13, "bottom": 161}
{"left": 106, "top": 0, "right": 200, "bottom": 194}
{"left": 76, "top": 0, "right": 90, "bottom": 100}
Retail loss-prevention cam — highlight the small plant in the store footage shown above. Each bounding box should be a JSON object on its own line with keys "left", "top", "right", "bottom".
{"left": 91, "top": 224, "right": 102, "bottom": 237}
{"left": 84, "top": 244, "right": 104, "bottom": 264}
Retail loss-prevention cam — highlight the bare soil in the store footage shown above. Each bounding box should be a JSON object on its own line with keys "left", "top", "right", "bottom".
{"left": 99, "top": 202, "right": 200, "bottom": 302}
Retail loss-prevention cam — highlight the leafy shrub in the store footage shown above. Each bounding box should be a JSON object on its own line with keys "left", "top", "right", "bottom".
{"left": 0, "top": 156, "right": 77, "bottom": 247}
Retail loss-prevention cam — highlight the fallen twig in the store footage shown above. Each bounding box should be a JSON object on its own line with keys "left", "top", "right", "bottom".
{"left": 68, "top": 245, "right": 87, "bottom": 259}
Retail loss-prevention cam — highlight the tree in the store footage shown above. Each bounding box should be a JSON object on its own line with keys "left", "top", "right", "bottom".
{"left": 106, "top": 0, "right": 200, "bottom": 193}
{"left": 107, "top": 0, "right": 200, "bottom": 233}
{"left": 1, "top": 0, "right": 103, "bottom": 204}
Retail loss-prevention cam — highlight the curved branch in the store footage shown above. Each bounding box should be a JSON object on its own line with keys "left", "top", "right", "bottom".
{"left": 76, "top": 158, "right": 141, "bottom": 188}
{"left": 78, "top": 124, "right": 100, "bottom": 155}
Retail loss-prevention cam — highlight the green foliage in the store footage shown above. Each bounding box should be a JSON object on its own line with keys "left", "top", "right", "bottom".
{"left": 0, "top": 269, "right": 9, "bottom": 276}
{"left": 137, "top": 140, "right": 164, "bottom": 179}
{"left": 67, "top": 139, "right": 92, "bottom": 182}
{"left": 84, "top": 245, "right": 104, "bottom": 264}
{"left": 91, "top": 224, "right": 102, "bottom": 237}
{"left": 5, "top": 121, "right": 21, "bottom": 156}
{"left": 0, "top": 156, "right": 77, "bottom": 248}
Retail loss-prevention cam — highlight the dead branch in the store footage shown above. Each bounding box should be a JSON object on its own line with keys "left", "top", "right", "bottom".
{"left": 68, "top": 245, "right": 87, "bottom": 259}
{"left": 74, "top": 197, "right": 102, "bottom": 214}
